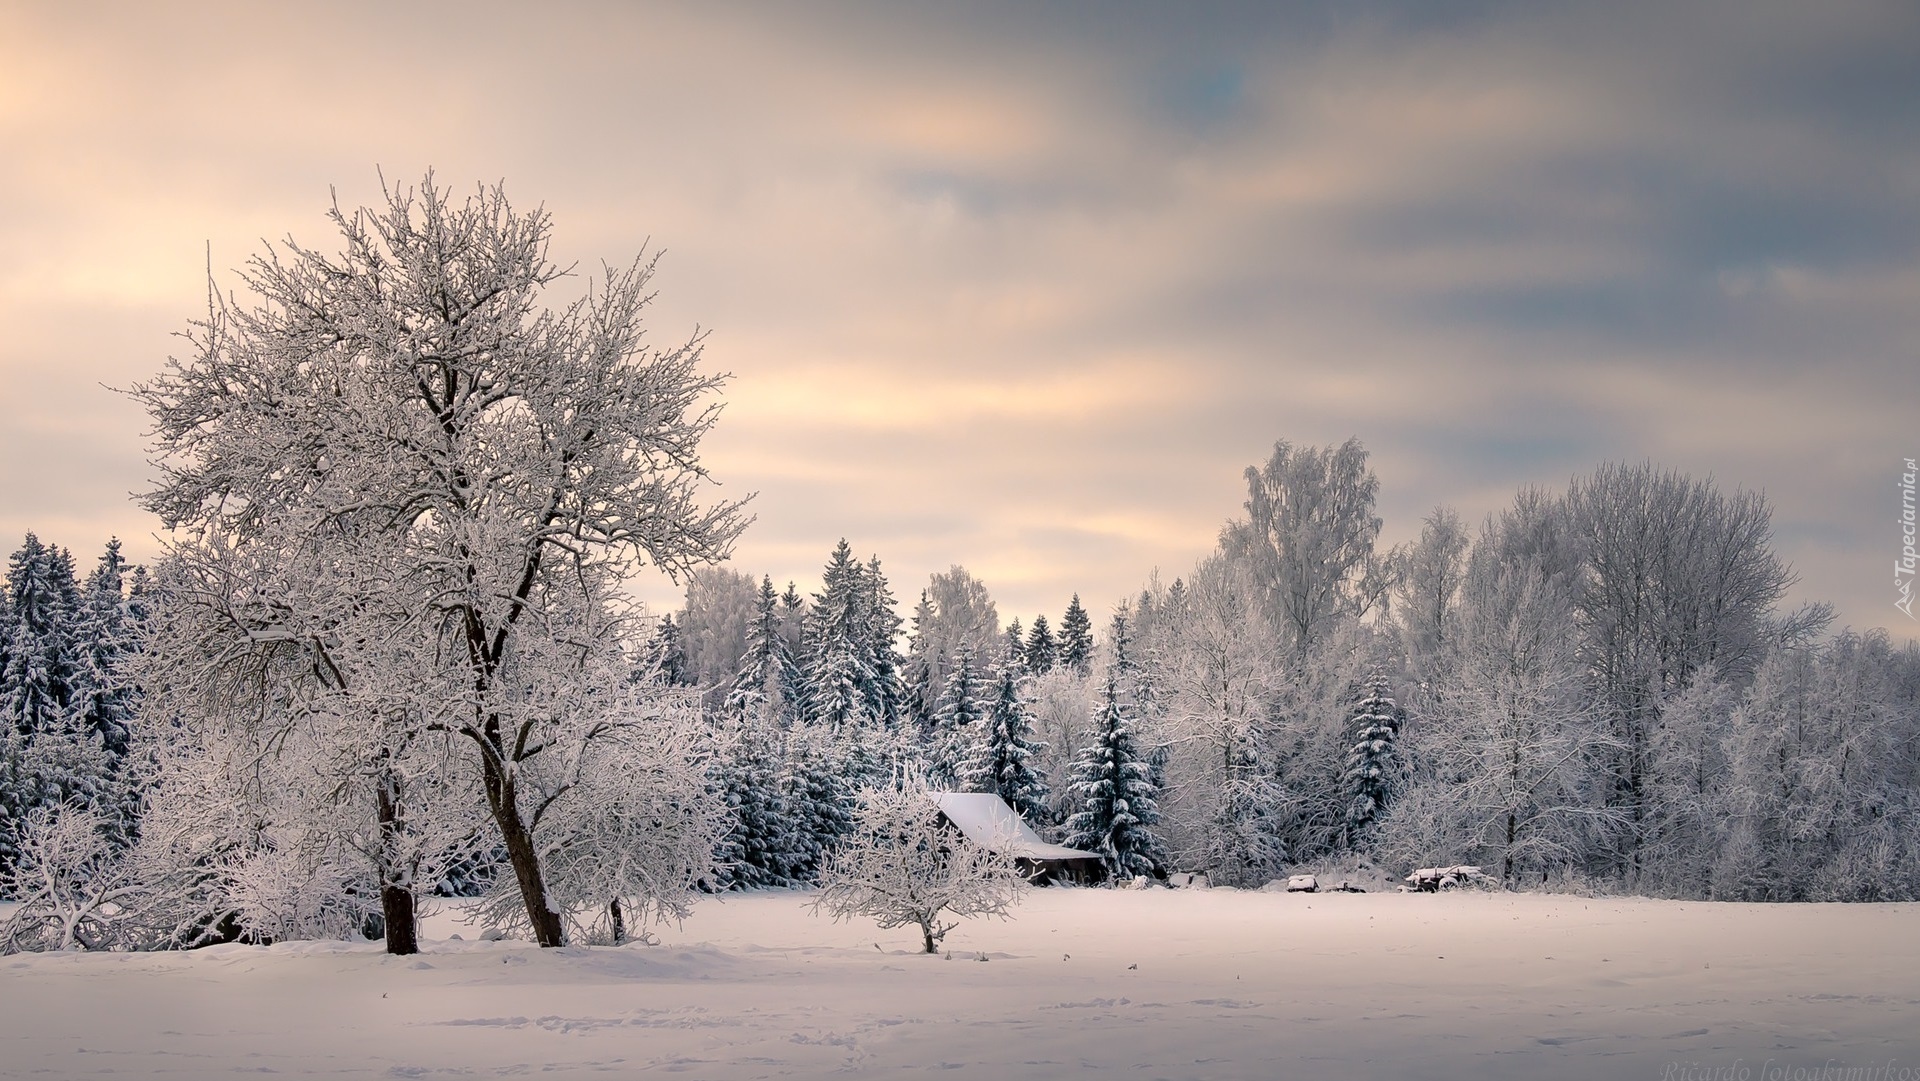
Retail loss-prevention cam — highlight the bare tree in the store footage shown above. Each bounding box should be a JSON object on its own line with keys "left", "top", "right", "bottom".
{"left": 1221, "top": 438, "right": 1382, "bottom": 667}
{"left": 679, "top": 567, "right": 761, "bottom": 710}
{"left": 1379, "top": 499, "right": 1621, "bottom": 886}
{"left": 130, "top": 173, "right": 748, "bottom": 949}
{"left": 1565, "top": 463, "right": 1794, "bottom": 879}
{"left": 127, "top": 525, "right": 486, "bottom": 952}
{"left": 1392, "top": 507, "right": 1470, "bottom": 679}
{"left": 1149, "top": 556, "right": 1288, "bottom": 885}
{"left": 1636, "top": 667, "right": 1738, "bottom": 897}
{"left": 810, "top": 782, "right": 1027, "bottom": 954}
{"left": 905, "top": 566, "right": 1004, "bottom": 726}
{"left": 1715, "top": 631, "right": 1920, "bottom": 901}
{"left": 1026, "top": 666, "right": 1096, "bottom": 823}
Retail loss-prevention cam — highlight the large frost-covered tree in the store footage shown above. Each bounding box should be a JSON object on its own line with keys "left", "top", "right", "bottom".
{"left": 130, "top": 173, "right": 747, "bottom": 950}
{"left": 123, "top": 538, "right": 486, "bottom": 950}
{"left": 1636, "top": 668, "right": 1739, "bottom": 898}
{"left": 1563, "top": 462, "right": 1802, "bottom": 881}
{"left": 1376, "top": 498, "right": 1620, "bottom": 886}
{"left": 1712, "top": 631, "right": 1920, "bottom": 901}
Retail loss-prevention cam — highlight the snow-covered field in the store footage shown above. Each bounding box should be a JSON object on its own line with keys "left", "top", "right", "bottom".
{"left": 3, "top": 888, "right": 1917, "bottom": 1080}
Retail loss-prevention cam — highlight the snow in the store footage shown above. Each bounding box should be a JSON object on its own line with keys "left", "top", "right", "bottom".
{"left": 3, "top": 890, "right": 1917, "bottom": 1079}
{"left": 931, "top": 791, "right": 1099, "bottom": 863}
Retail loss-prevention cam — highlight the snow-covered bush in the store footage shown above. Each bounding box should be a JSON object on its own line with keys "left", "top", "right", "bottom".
{"left": 471, "top": 680, "right": 726, "bottom": 946}
{"left": 810, "top": 782, "right": 1026, "bottom": 954}
{"left": 0, "top": 802, "right": 140, "bottom": 953}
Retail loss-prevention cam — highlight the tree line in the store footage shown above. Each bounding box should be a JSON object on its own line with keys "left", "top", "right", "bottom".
{"left": 4, "top": 173, "right": 1916, "bottom": 959}
{"left": 654, "top": 442, "right": 1919, "bottom": 904}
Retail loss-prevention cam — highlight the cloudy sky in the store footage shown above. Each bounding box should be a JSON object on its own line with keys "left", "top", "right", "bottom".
{"left": 3, "top": 0, "right": 1916, "bottom": 638}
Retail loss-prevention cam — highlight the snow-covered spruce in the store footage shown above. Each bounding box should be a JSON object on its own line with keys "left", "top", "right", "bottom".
{"left": 725, "top": 575, "right": 803, "bottom": 728}
{"left": 1341, "top": 671, "right": 1403, "bottom": 846}
{"left": 1023, "top": 614, "right": 1057, "bottom": 675}
{"left": 1062, "top": 622, "right": 1166, "bottom": 882}
{"left": 928, "top": 644, "right": 989, "bottom": 789}
{"left": 1057, "top": 595, "right": 1094, "bottom": 677}
{"left": 958, "top": 660, "right": 1051, "bottom": 824}
{"left": 1, "top": 536, "right": 141, "bottom": 877}
{"left": 708, "top": 709, "right": 808, "bottom": 891}
{"left": 774, "top": 725, "right": 855, "bottom": 883}
{"left": 801, "top": 542, "right": 907, "bottom": 735}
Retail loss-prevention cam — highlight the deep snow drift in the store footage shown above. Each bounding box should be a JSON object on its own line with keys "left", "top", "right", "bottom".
{"left": 3, "top": 889, "right": 1916, "bottom": 1080}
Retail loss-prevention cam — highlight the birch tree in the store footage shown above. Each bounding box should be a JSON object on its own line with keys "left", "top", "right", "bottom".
{"left": 1392, "top": 507, "right": 1470, "bottom": 681}
{"left": 1221, "top": 438, "right": 1382, "bottom": 666}
{"left": 1378, "top": 502, "right": 1619, "bottom": 886}
{"left": 1150, "top": 556, "right": 1288, "bottom": 885}
{"left": 1564, "top": 462, "right": 1796, "bottom": 878}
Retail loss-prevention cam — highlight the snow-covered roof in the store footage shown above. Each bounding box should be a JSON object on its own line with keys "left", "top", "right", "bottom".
{"left": 930, "top": 792, "right": 1102, "bottom": 863}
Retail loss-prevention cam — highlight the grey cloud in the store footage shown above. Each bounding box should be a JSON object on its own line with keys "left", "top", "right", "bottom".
{"left": 4, "top": 0, "right": 1916, "bottom": 638}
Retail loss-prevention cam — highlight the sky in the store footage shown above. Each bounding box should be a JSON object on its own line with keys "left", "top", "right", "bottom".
{"left": 2, "top": 0, "right": 1917, "bottom": 639}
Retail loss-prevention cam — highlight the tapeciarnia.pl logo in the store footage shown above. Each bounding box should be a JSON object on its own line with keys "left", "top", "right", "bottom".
{"left": 1899, "top": 457, "right": 1917, "bottom": 620}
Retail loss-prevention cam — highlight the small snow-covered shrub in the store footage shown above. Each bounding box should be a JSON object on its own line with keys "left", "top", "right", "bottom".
{"left": 810, "top": 782, "right": 1027, "bottom": 954}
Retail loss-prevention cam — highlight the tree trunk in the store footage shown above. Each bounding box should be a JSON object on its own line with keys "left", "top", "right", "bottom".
{"left": 609, "top": 897, "right": 626, "bottom": 945}
{"left": 375, "top": 765, "right": 420, "bottom": 956}
{"left": 920, "top": 918, "right": 937, "bottom": 954}
{"left": 382, "top": 884, "right": 419, "bottom": 955}
{"left": 481, "top": 751, "right": 567, "bottom": 947}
